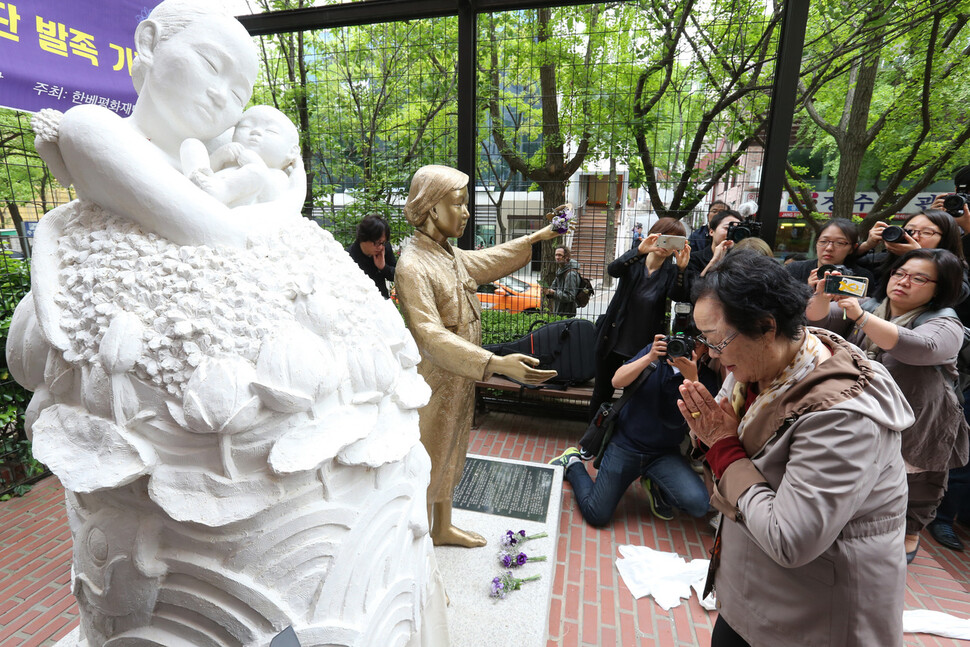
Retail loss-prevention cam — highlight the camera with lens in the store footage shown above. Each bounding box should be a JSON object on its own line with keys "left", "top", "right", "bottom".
{"left": 727, "top": 217, "right": 762, "bottom": 243}
{"left": 663, "top": 302, "right": 696, "bottom": 359}
{"left": 816, "top": 264, "right": 850, "bottom": 280}
{"left": 943, "top": 193, "right": 970, "bottom": 218}
{"left": 662, "top": 333, "right": 696, "bottom": 359}
{"left": 881, "top": 225, "right": 906, "bottom": 243}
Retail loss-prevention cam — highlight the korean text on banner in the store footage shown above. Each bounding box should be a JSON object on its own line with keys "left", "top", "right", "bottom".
{"left": 0, "top": 0, "right": 163, "bottom": 115}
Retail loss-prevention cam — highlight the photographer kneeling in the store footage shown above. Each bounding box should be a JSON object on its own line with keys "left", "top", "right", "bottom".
{"left": 550, "top": 334, "right": 717, "bottom": 527}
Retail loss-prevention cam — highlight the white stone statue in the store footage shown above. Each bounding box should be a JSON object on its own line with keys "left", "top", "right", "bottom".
{"left": 6, "top": 2, "right": 449, "bottom": 646}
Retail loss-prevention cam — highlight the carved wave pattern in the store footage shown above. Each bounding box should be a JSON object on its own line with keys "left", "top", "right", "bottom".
{"left": 92, "top": 452, "right": 433, "bottom": 646}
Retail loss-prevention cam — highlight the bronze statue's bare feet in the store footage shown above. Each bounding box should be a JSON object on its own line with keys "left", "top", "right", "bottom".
{"left": 431, "top": 524, "right": 487, "bottom": 547}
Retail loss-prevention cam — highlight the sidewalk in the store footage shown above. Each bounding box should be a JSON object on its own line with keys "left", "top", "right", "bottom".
{"left": 2, "top": 410, "right": 970, "bottom": 646}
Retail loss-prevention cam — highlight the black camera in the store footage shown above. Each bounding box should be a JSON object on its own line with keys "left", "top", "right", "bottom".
{"left": 943, "top": 193, "right": 970, "bottom": 218}
{"left": 816, "top": 264, "right": 850, "bottom": 280}
{"left": 662, "top": 333, "right": 696, "bottom": 359}
{"left": 727, "top": 217, "right": 762, "bottom": 242}
{"left": 881, "top": 225, "right": 906, "bottom": 243}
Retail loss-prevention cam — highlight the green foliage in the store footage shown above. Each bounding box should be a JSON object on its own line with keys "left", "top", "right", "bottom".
{"left": 0, "top": 255, "right": 42, "bottom": 499}
{"left": 480, "top": 309, "right": 573, "bottom": 345}
{"left": 793, "top": 0, "right": 970, "bottom": 223}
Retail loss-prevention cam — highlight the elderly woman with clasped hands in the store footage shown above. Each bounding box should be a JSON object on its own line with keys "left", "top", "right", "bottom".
{"left": 676, "top": 251, "right": 912, "bottom": 647}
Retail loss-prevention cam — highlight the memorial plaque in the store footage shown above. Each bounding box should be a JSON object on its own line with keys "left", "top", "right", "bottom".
{"left": 452, "top": 457, "right": 554, "bottom": 523}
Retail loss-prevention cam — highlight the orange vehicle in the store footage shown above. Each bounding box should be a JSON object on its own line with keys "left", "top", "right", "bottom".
{"left": 476, "top": 275, "right": 543, "bottom": 313}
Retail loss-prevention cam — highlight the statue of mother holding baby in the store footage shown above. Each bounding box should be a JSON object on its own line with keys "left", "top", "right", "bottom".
{"left": 6, "top": 2, "right": 449, "bottom": 646}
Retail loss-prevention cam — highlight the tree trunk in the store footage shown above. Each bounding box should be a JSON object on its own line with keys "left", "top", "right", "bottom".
{"left": 603, "top": 157, "right": 618, "bottom": 288}
{"left": 6, "top": 201, "right": 26, "bottom": 256}
{"left": 829, "top": 52, "right": 881, "bottom": 219}
{"left": 539, "top": 181, "right": 567, "bottom": 288}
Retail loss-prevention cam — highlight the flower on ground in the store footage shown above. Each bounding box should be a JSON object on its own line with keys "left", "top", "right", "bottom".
{"left": 489, "top": 570, "right": 541, "bottom": 599}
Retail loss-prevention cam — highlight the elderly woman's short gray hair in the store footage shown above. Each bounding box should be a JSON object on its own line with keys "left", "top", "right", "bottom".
{"left": 403, "top": 165, "right": 469, "bottom": 227}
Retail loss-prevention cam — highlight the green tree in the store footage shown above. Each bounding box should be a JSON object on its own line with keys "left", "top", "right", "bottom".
{"left": 791, "top": 0, "right": 970, "bottom": 230}
{"left": 0, "top": 109, "right": 63, "bottom": 245}
{"left": 483, "top": 5, "right": 611, "bottom": 285}
{"left": 630, "top": 0, "right": 782, "bottom": 220}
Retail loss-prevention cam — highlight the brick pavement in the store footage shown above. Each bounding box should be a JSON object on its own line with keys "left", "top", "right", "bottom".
{"left": 1, "top": 410, "right": 969, "bottom": 646}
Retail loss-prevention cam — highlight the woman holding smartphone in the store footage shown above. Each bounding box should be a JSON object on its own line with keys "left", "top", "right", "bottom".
{"left": 807, "top": 248, "right": 969, "bottom": 563}
{"left": 588, "top": 218, "right": 691, "bottom": 419}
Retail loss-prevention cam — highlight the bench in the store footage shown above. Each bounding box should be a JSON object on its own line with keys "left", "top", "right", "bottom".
{"left": 475, "top": 375, "right": 619, "bottom": 422}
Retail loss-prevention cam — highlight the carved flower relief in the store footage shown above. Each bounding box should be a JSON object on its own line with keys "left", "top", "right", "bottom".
{"left": 345, "top": 339, "right": 398, "bottom": 404}
{"left": 181, "top": 355, "right": 260, "bottom": 435}
{"left": 98, "top": 312, "right": 145, "bottom": 375}
{"left": 251, "top": 323, "right": 343, "bottom": 414}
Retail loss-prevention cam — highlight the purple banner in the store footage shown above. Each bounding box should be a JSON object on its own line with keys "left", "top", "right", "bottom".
{"left": 0, "top": 0, "right": 163, "bottom": 115}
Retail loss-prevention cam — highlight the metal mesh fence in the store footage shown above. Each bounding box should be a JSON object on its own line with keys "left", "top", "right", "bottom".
{"left": 0, "top": 1, "right": 785, "bottom": 490}
{"left": 249, "top": 1, "right": 780, "bottom": 335}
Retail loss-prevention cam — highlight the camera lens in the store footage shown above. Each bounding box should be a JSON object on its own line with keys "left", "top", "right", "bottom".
{"left": 729, "top": 225, "right": 751, "bottom": 242}
{"left": 662, "top": 334, "right": 695, "bottom": 359}
{"left": 881, "top": 225, "right": 905, "bottom": 243}
{"left": 943, "top": 194, "right": 967, "bottom": 211}
{"left": 816, "top": 264, "right": 837, "bottom": 280}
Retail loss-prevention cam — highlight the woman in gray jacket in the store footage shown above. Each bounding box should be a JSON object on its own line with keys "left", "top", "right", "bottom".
{"left": 807, "top": 248, "right": 970, "bottom": 563}
{"left": 678, "top": 251, "right": 913, "bottom": 647}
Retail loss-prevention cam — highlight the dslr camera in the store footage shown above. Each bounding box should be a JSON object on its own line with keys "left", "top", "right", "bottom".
{"left": 727, "top": 217, "right": 762, "bottom": 242}
{"left": 943, "top": 193, "right": 970, "bottom": 218}
{"left": 816, "top": 264, "right": 850, "bottom": 280}
{"left": 663, "top": 302, "right": 696, "bottom": 359}
{"left": 881, "top": 225, "right": 906, "bottom": 243}
{"left": 943, "top": 167, "right": 970, "bottom": 218}
{"left": 662, "top": 333, "right": 696, "bottom": 359}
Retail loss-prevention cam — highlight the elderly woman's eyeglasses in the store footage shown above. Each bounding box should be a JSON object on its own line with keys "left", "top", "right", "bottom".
{"left": 696, "top": 330, "right": 740, "bottom": 353}
{"left": 889, "top": 269, "right": 936, "bottom": 286}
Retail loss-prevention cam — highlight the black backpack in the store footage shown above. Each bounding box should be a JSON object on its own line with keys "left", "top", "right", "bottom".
{"left": 572, "top": 270, "right": 594, "bottom": 308}
{"left": 484, "top": 318, "right": 596, "bottom": 387}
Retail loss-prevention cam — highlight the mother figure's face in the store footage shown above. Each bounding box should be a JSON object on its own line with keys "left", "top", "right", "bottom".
{"left": 138, "top": 15, "right": 258, "bottom": 142}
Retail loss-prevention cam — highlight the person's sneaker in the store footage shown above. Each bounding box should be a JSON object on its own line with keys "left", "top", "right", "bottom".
{"left": 929, "top": 520, "right": 965, "bottom": 551}
{"left": 643, "top": 478, "right": 674, "bottom": 521}
{"left": 548, "top": 447, "right": 581, "bottom": 469}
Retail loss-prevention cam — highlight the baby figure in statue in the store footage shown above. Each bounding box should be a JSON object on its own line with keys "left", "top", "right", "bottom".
{"left": 8, "top": 2, "right": 450, "bottom": 646}
{"left": 181, "top": 105, "right": 301, "bottom": 207}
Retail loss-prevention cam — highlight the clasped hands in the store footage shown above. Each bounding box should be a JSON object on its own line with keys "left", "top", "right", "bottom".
{"left": 677, "top": 379, "right": 739, "bottom": 449}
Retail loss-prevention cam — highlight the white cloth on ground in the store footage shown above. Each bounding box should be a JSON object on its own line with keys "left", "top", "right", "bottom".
{"left": 615, "top": 544, "right": 715, "bottom": 611}
{"left": 903, "top": 609, "right": 970, "bottom": 639}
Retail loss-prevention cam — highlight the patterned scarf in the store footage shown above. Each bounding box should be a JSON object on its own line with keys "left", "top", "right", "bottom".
{"left": 721, "top": 330, "right": 827, "bottom": 440}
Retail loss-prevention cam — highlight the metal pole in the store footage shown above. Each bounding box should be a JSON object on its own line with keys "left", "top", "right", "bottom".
{"left": 457, "top": 1, "right": 477, "bottom": 250}
{"left": 757, "top": 0, "right": 810, "bottom": 249}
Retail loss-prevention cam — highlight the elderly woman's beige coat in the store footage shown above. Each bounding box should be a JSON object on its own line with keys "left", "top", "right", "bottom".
{"left": 395, "top": 233, "right": 533, "bottom": 503}
{"left": 710, "top": 330, "right": 913, "bottom": 647}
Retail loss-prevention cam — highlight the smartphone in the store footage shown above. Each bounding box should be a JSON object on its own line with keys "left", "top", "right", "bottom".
{"left": 823, "top": 274, "right": 869, "bottom": 298}
{"left": 656, "top": 235, "right": 687, "bottom": 251}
